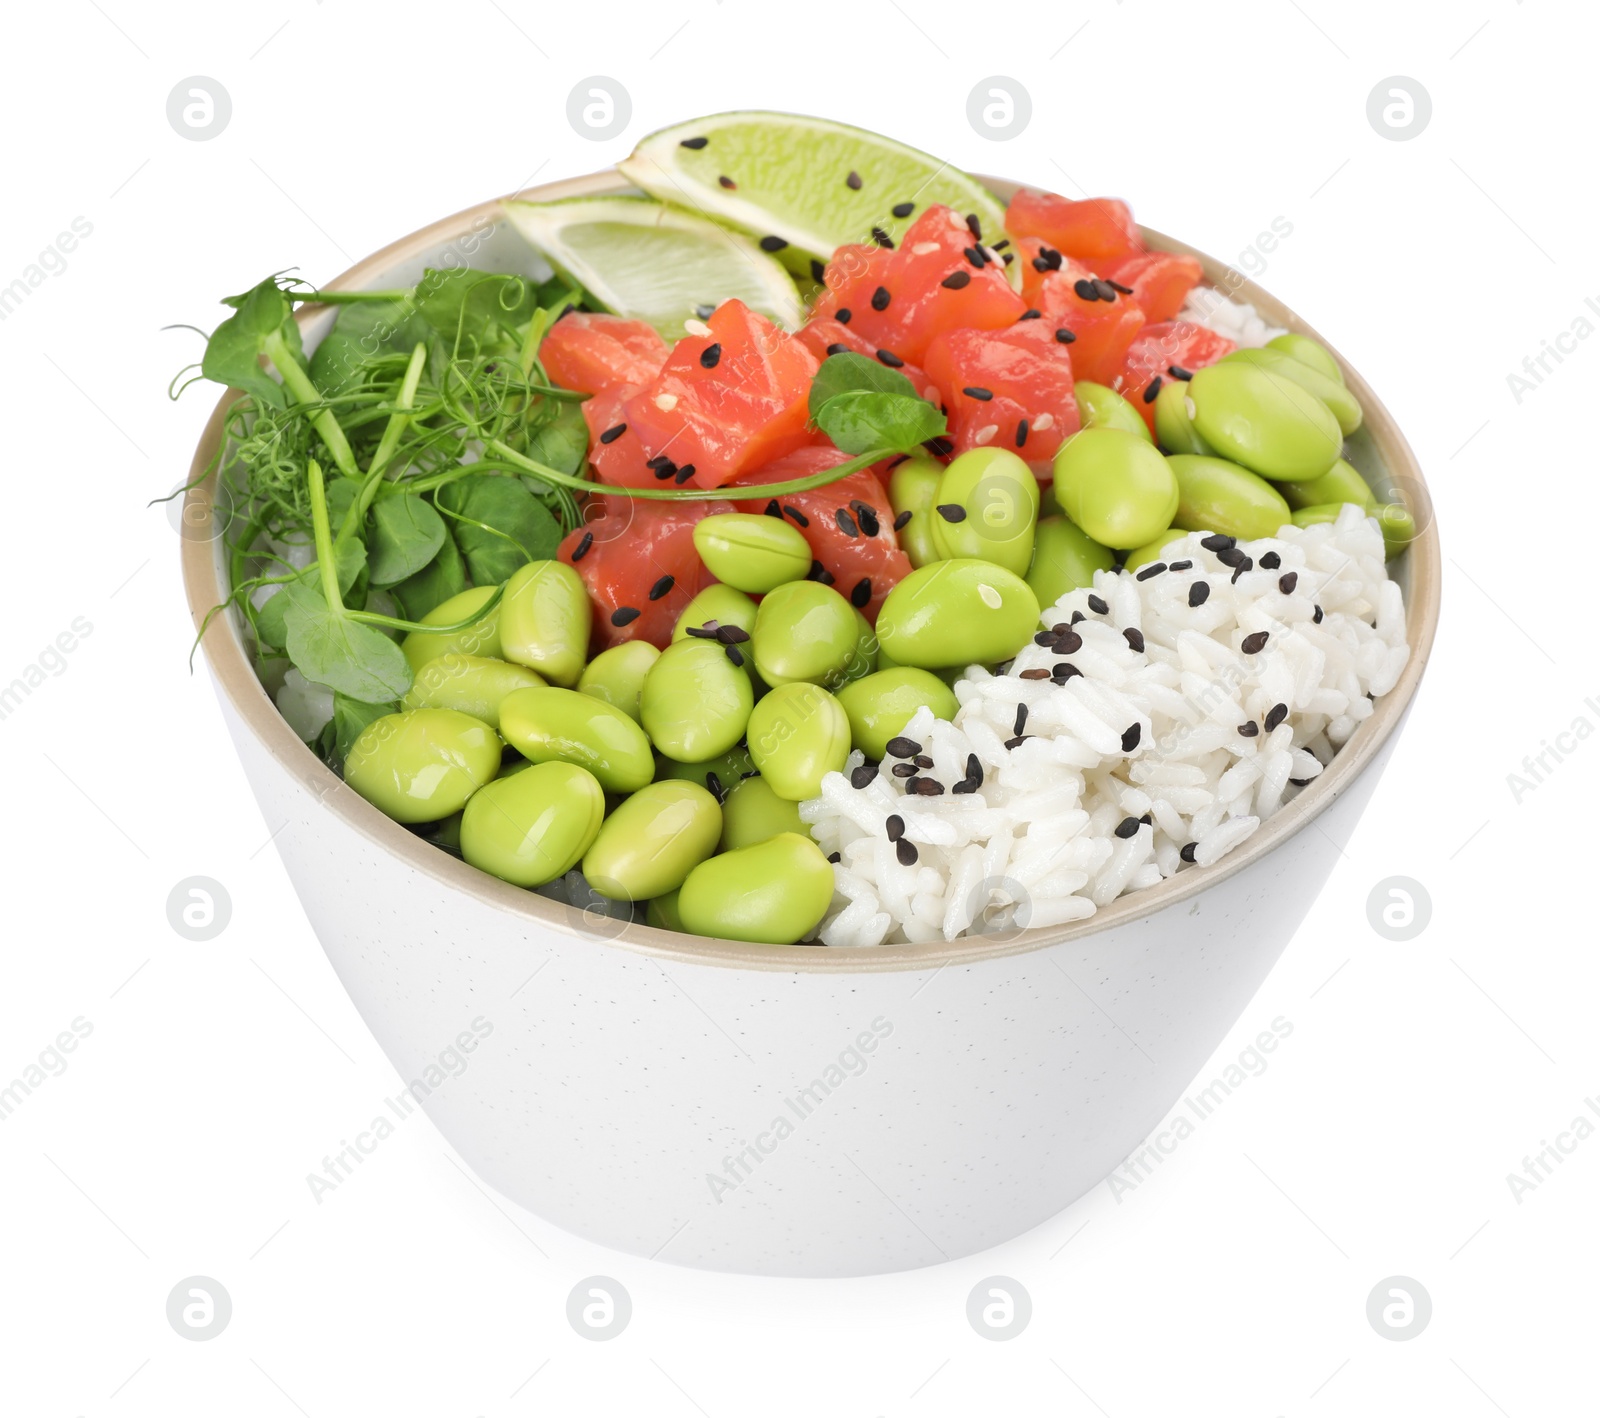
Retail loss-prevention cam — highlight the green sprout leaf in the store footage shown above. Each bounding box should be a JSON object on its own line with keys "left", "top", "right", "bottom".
{"left": 201, "top": 277, "right": 299, "bottom": 408}
{"left": 437, "top": 474, "right": 562, "bottom": 584}
{"left": 807, "top": 351, "right": 919, "bottom": 419}
{"left": 813, "top": 389, "right": 946, "bottom": 456}
{"left": 390, "top": 532, "right": 467, "bottom": 621}
{"left": 279, "top": 582, "right": 412, "bottom": 702}
{"left": 368, "top": 493, "right": 447, "bottom": 586}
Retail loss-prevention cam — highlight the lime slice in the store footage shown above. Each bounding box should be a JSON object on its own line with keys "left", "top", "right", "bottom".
{"left": 618, "top": 111, "right": 1011, "bottom": 281}
{"left": 504, "top": 195, "right": 804, "bottom": 340}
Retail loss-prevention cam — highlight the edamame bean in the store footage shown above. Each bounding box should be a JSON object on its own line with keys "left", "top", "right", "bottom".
{"left": 692, "top": 512, "right": 814, "bottom": 593}
{"left": 1027, "top": 515, "right": 1116, "bottom": 610}
{"left": 654, "top": 743, "right": 756, "bottom": 794}
{"left": 1225, "top": 347, "right": 1363, "bottom": 436}
{"left": 498, "top": 559, "right": 590, "bottom": 687}
{"left": 719, "top": 773, "right": 805, "bottom": 851}
{"left": 577, "top": 640, "right": 660, "bottom": 723}
{"left": 640, "top": 638, "right": 755, "bottom": 762}
{"left": 676, "top": 832, "right": 835, "bottom": 945}
{"left": 1074, "top": 380, "right": 1154, "bottom": 441}
{"left": 747, "top": 682, "right": 851, "bottom": 800}
{"left": 1187, "top": 361, "right": 1342, "bottom": 482}
{"left": 581, "top": 779, "right": 723, "bottom": 901}
{"left": 460, "top": 760, "right": 604, "bottom": 888}
{"left": 1123, "top": 528, "right": 1188, "bottom": 572}
{"left": 750, "top": 580, "right": 860, "bottom": 688}
{"left": 835, "top": 667, "right": 959, "bottom": 760}
{"left": 402, "top": 654, "right": 545, "bottom": 730}
{"left": 876, "top": 559, "right": 1040, "bottom": 669}
{"left": 1292, "top": 501, "right": 1417, "bottom": 558}
{"left": 1278, "top": 457, "right": 1376, "bottom": 512}
{"left": 646, "top": 888, "right": 684, "bottom": 932}
{"left": 1167, "top": 454, "right": 1295, "bottom": 541}
{"left": 1267, "top": 332, "right": 1344, "bottom": 385}
{"left": 888, "top": 455, "right": 945, "bottom": 568}
{"left": 672, "top": 583, "right": 759, "bottom": 642}
{"left": 1051, "top": 427, "right": 1180, "bottom": 549}
{"left": 345, "top": 708, "right": 501, "bottom": 824}
{"left": 401, "top": 584, "right": 502, "bottom": 672}
{"left": 1153, "top": 378, "right": 1214, "bottom": 456}
{"left": 874, "top": 641, "right": 967, "bottom": 687}
{"left": 929, "top": 447, "right": 1040, "bottom": 577}
{"left": 499, "top": 685, "right": 655, "bottom": 793}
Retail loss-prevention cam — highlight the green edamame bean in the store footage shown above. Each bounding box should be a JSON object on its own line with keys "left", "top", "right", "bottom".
{"left": 876, "top": 558, "right": 1040, "bottom": 669}
{"left": 1074, "top": 380, "right": 1154, "bottom": 441}
{"left": 402, "top": 654, "right": 545, "bottom": 730}
{"left": 499, "top": 685, "right": 655, "bottom": 793}
{"left": 460, "top": 760, "right": 604, "bottom": 888}
{"left": 929, "top": 447, "right": 1040, "bottom": 577}
{"left": 401, "top": 585, "right": 502, "bottom": 672}
{"left": 874, "top": 641, "right": 966, "bottom": 687}
{"left": 835, "top": 667, "right": 959, "bottom": 760}
{"left": 1225, "top": 347, "right": 1363, "bottom": 437}
{"left": 1123, "top": 528, "right": 1188, "bottom": 571}
{"left": 577, "top": 640, "right": 660, "bottom": 723}
{"left": 499, "top": 559, "right": 590, "bottom": 687}
{"left": 1292, "top": 501, "right": 1417, "bottom": 559}
{"left": 646, "top": 888, "right": 684, "bottom": 932}
{"left": 692, "top": 512, "right": 813, "bottom": 593}
{"left": 1267, "top": 332, "right": 1344, "bottom": 385}
{"left": 1153, "top": 378, "right": 1214, "bottom": 456}
{"left": 1167, "top": 455, "right": 1294, "bottom": 542}
{"left": 747, "top": 682, "right": 851, "bottom": 800}
{"left": 672, "top": 583, "right": 759, "bottom": 642}
{"left": 654, "top": 743, "right": 755, "bottom": 793}
{"left": 677, "top": 832, "right": 835, "bottom": 945}
{"left": 345, "top": 708, "right": 501, "bottom": 824}
{"left": 582, "top": 779, "right": 722, "bottom": 901}
{"left": 1278, "top": 457, "right": 1376, "bottom": 512}
{"left": 1187, "top": 361, "right": 1342, "bottom": 482}
{"left": 828, "top": 609, "right": 880, "bottom": 690}
{"left": 750, "top": 581, "right": 860, "bottom": 688}
{"left": 719, "top": 773, "right": 805, "bottom": 851}
{"left": 888, "top": 455, "right": 945, "bottom": 568}
{"left": 1027, "top": 515, "right": 1116, "bottom": 610}
{"left": 1051, "top": 427, "right": 1180, "bottom": 549}
{"left": 641, "top": 638, "right": 755, "bottom": 762}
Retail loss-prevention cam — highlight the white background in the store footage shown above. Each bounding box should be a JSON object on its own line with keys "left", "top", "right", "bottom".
{"left": 1, "top": 0, "right": 1594, "bottom": 1413}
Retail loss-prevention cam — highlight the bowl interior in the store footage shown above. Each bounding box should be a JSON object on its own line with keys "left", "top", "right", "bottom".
{"left": 182, "top": 170, "right": 1440, "bottom": 974}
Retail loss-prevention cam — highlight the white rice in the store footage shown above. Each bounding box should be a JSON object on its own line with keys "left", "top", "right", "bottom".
{"left": 1180, "top": 287, "right": 1286, "bottom": 348}
{"left": 802, "top": 504, "right": 1409, "bottom": 946}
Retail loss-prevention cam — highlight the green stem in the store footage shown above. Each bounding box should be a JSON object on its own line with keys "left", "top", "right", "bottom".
{"left": 338, "top": 341, "right": 429, "bottom": 544}
{"left": 345, "top": 584, "right": 504, "bottom": 635}
{"left": 264, "top": 328, "right": 361, "bottom": 480}
{"left": 289, "top": 288, "right": 413, "bottom": 305}
{"left": 306, "top": 459, "right": 344, "bottom": 613}
{"left": 486, "top": 439, "right": 893, "bottom": 502}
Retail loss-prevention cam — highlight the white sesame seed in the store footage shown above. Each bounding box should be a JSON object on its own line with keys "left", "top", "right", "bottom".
{"left": 654, "top": 393, "right": 679, "bottom": 411}
{"left": 1185, "top": 396, "right": 1198, "bottom": 419}
{"left": 974, "top": 424, "right": 998, "bottom": 445}
{"left": 912, "top": 241, "right": 940, "bottom": 255}
{"left": 977, "top": 583, "right": 1002, "bottom": 609}
{"left": 1033, "top": 412, "right": 1055, "bottom": 432}
{"left": 683, "top": 319, "right": 712, "bottom": 337}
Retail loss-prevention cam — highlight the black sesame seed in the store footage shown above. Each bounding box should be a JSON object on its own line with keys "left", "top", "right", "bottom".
{"left": 759, "top": 235, "right": 788, "bottom": 252}
{"left": 1107, "top": 280, "right": 1134, "bottom": 295}
{"left": 1054, "top": 328, "right": 1077, "bottom": 344}
{"left": 1278, "top": 571, "right": 1299, "bottom": 594}
{"left": 763, "top": 498, "right": 782, "bottom": 518}
{"left": 1003, "top": 250, "right": 1015, "bottom": 265}
{"left": 1033, "top": 631, "right": 1056, "bottom": 647}
{"left": 910, "top": 777, "right": 944, "bottom": 796}
{"left": 1188, "top": 581, "right": 1210, "bottom": 607}
{"left": 1019, "top": 667, "right": 1051, "bottom": 680}
{"left": 1052, "top": 662, "right": 1082, "bottom": 682}
{"left": 1087, "top": 593, "right": 1109, "bottom": 615}
{"left": 913, "top": 754, "right": 934, "bottom": 770}
{"left": 1217, "top": 546, "right": 1246, "bottom": 568}
{"left": 1265, "top": 702, "right": 1289, "bottom": 732}
{"left": 808, "top": 560, "right": 836, "bottom": 586}
{"left": 1169, "top": 559, "right": 1193, "bottom": 571}
{"left": 680, "top": 136, "right": 709, "bottom": 149}
{"left": 965, "top": 213, "right": 983, "bottom": 239}
{"left": 1180, "top": 842, "right": 1198, "bottom": 863}
{"left": 571, "top": 531, "right": 594, "bottom": 562}
{"left": 1200, "top": 533, "right": 1236, "bottom": 553}
{"left": 694, "top": 304, "right": 716, "bottom": 320}
{"left": 1018, "top": 308, "right": 1042, "bottom": 320}
{"left": 891, "top": 201, "right": 915, "bottom": 218}
{"left": 724, "top": 644, "right": 745, "bottom": 668}
{"left": 871, "top": 285, "right": 891, "bottom": 312}
{"left": 599, "top": 423, "right": 627, "bottom": 444}
{"left": 1231, "top": 557, "right": 1253, "bottom": 583}
{"left": 1135, "top": 562, "right": 1166, "bottom": 581}
{"left": 783, "top": 505, "right": 809, "bottom": 528}
{"left": 893, "top": 509, "right": 912, "bottom": 532}
{"left": 700, "top": 342, "right": 722, "bottom": 369}
{"left": 851, "top": 764, "right": 878, "bottom": 789}
{"left": 941, "top": 270, "right": 972, "bottom": 290}
{"left": 896, "top": 837, "right": 919, "bottom": 866}
{"left": 1290, "top": 777, "right": 1313, "bottom": 788}
{"left": 964, "top": 246, "right": 987, "bottom": 269}
{"left": 936, "top": 503, "right": 967, "bottom": 523}
{"left": 1053, "top": 628, "right": 1083, "bottom": 654}
{"left": 1238, "top": 721, "right": 1260, "bottom": 737}
{"left": 835, "top": 508, "right": 860, "bottom": 537}
{"left": 851, "top": 501, "right": 879, "bottom": 536}
{"left": 1003, "top": 736, "right": 1028, "bottom": 750}
{"left": 719, "top": 175, "right": 737, "bottom": 189}
{"left": 1121, "top": 723, "right": 1142, "bottom": 752}
{"left": 923, "top": 436, "right": 954, "bottom": 457}
{"left": 648, "top": 574, "right": 675, "bottom": 602}
{"left": 706, "top": 770, "right": 725, "bottom": 801}
{"left": 836, "top": 308, "right": 852, "bottom": 324}
{"left": 1114, "top": 816, "right": 1141, "bottom": 839}
{"left": 1073, "top": 278, "right": 1100, "bottom": 301}
{"left": 1259, "top": 551, "right": 1282, "bottom": 570}
{"left": 885, "top": 813, "right": 905, "bottom": 841}
{"left": 886, "top": 736, "right": 920, "bottom": 759}
{"left": 891, "top": 762, "right": 917, "bottom": 778}
{"left": 1313, "top": 605, "right": 1324, "bottom": 624}
{"left": 810, "top": 258, "right": 826, "bottom": 283}
{"left": 846, "top": 170, "right": 862, "bottom": 190}
{"left": 962, "top": 385, "right": 994, "bottom": 401}
{"left": 850, "top": 578, "right": 872, "bottom": 608}
{"left": 674, "top": 465, "right": 695, "bottom": 485}
{"left": 1168, "top": 364, "right": 1193, "bottom": 381}
{"left": 965, "top": 754, "right": 982, "bottom": 784}
{"left": 826, "top": 342, "right": 850, "bottom": 356}
{"left": 1014, "top": 703, "right": 1029, "bottom": 736}
{"left": 610, "top": 606, "right": 640, "bottom": 627}
{"left": 715, "top": 624, "right": 750, "bottom": 644}
{"left": 1035, "top": 245, "right": 1063, "bottom": 271}
{"left": 1015, "top": 419, "right": 1030, "bottom": 447}
{"left": 952, "top": 778, "right": 978, "bottom": 794}
{"left": 1070, "top": 610, "right": 1086, "bottom": 625}
{"left": 876, "top": 349, "right": 904, "bottom": 367}
{"left": 684, "top": 624, "right": 716, "bottom": 639}
{"left": 1094, "top": 279, "right": 1119, "bottom": 302}
{"left": 646, "top": 454, "right": 673, "bottom": 471}
{"left": 1241, "top": 630, "right": 1270, "bottom": 654}
{"left": 871, "top": 227, "right": 894, "bottom": 249}
{"left": 1142, "top": 377, "right": 1162, "bottom": 404}
{"left": 828, "top": 851, "right": 842, "bottom": 863}
{"left": 993, "top": 238, "right": 1010, "bottom": 251}
{"left": 1123, "top": 627, "right": 1145, "bottom": 653}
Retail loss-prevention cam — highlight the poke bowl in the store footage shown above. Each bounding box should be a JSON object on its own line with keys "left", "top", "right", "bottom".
{"left": 180, "top": 113, "right": 1438, "bottom": 1276}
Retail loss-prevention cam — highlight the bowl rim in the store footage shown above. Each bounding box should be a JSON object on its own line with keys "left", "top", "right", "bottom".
{"left": 181, "top": 166, "right": 1440, "bottom": 975}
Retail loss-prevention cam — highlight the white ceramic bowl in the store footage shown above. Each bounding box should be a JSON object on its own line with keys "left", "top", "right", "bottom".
{"left": 182, "top": 171, "right": 1439, "bottom": 1276}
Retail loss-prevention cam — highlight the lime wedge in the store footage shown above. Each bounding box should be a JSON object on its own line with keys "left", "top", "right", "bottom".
{"left": 618, "top": 111, "right": 1010, "bottom": 281}
{"left": 504, "top": 195, "right": 804, "bottom": 340}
